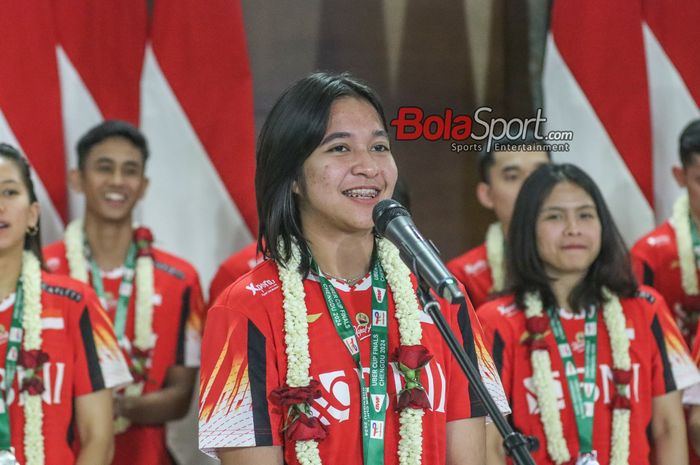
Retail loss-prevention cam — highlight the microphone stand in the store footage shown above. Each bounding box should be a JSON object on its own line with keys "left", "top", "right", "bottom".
{"left": 415, "top": 278, "right": 536, "bottom": 465}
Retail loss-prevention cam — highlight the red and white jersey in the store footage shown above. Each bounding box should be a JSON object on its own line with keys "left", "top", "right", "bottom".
{"left": 198, "top": 259, "right": 509, "bottom": 464}
{"left": 208, "top": 241, "right": 263, "bottom": 304}
{"left": 43, "top": 240, "right": 205, "bottom": 465}
{"left": 631, "top": 221, "right": 700, "bottom": 347}
{"left": 478, "top": 287, "right": 700, "bottom": 465}
{"left": 447, "top": 243, "right": 494, "bottom": 309}
{"left": 0, "top": 272, "right": 131, "bottom": 465}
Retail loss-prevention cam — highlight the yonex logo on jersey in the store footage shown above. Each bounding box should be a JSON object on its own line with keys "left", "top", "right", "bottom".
{"left": 344, "top": 336, "right": 359, "bottom": 355}
{"left": 646, "top": 235, "right": 670, "bottom": 247}
{"left": 372, "top": 309, "right": 387, "bottom": 327}
{"left": 375, "top": 288, "right": 386, "bottom": 303}
{"left": 464, "top": 260, "right": 487, "bottom": 275}
{"left": 370, "top": 420, "right": 384, "bottom": 439}
{"left": 245, "top": 279, "right": 279, "bottom": 296}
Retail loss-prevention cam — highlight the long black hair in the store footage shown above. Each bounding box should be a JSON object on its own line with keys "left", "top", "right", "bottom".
{"left": 255, "top": 72, "right": 388, "bottom": 274}
{"left": 0, "top": 143, "right": 43, "bottom": 264}
{"left": 507, "top": 163, "right": 637, "bottom": 311}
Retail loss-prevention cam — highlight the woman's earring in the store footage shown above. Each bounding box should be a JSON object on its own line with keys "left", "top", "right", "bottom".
{"left": 27, "top": 225, "right": 39, "bottom": 236}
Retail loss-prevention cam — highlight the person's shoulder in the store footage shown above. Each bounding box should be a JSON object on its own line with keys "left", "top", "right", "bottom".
{"left": 217, "top": 242, "right": 262, "bottom": 275}
{"left": 211, "top": 260, "right": 283, "bottom": 313}
{"left": 619, "top": 286, "right": 665, "bottom": 320}
{"left": 631, "top": 221, "right": 675, "bottom": 253}
{"left": 42, "top": 240, "right": 68, "bottom": 273}
{"left": 40, "top": 270, "right": 95, "bottom": 305}
{"left": 448, "top": 243, "right": 488, "bottom": 274}
{"left": 150, "top": 247, "right": 199, "bottom": 282}
{"left": 477, "top": 294, "right": 519, "bottom": 322}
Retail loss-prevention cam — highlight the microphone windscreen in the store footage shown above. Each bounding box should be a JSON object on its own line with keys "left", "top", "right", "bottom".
{"left": 372, "top": 199, "right": 410, "bottom": 236}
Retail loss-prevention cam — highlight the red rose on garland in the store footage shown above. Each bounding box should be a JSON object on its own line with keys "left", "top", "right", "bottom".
{"left": 19, "top": 350, "right": 50, "bottom": 395}
{"left": 133, "top": 227, "right": 154, "bottom": 258}
{"left": 19, "top": 349, "right": 50, "bottom": 369}
{"left": 396, "top": 345, "right": 433, "bottom": 411}
{"left": 270, "top": 380, "right": 326, "bottom": 442}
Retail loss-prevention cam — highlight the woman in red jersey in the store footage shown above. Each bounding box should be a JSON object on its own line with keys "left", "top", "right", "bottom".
{"left": 478, "top": 163, "right": 698, "bottom": 465}
{"left": 0, "top": 143, "right": 131, "bottom": 465}
{"left": 198, "top": 73, "right": 508, "bottom": 465}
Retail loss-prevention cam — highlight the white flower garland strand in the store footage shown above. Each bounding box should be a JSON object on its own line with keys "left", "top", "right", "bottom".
{"left": 670, "top": 193, "right": 699, "bottom": 295}
{"left": 64, "top": 219, "right": 155, "bottom": 433}
{"left": 523, "top": 292, "right": 569, "bottom": 464}
{"left": 21, "top": 251, "right": 44, "bottom": 465}
{"left": 485, "top": 222, "right": 505, "bottom": 293}
{"left": 525, "top": 289, "right": 631, "bottom": 465}
{"left": 276, "top": 239, "right": 424, "bottom": 465}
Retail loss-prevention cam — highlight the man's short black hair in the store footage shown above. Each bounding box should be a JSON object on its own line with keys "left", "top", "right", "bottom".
{"left": 76, "top": 120, "right": 149, "bottom": 170}
{"left": 477, "top": 127, "right": 550, "bottom": 183}
{"left": 680, "top": 119, "right": 700, "bottom": 168}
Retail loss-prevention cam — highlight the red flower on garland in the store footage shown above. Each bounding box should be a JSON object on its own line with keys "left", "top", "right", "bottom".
{"left": 133, "top": 227, "right": 154, "bottom": 258}
{"left": 612, "top": 368, "right": 632, "bottom": 385}
{"left": 286, "top": 412, "right": 328, "bottom": 441}
{"left": 21, "top": 377, "right": 45, "bottom": 395}
{"left": 396, "top": 345, "right": 433, "bottom": 411}
{"left": 524, "top": 316, "right": 550, "bottom": 353}
{"left": 611, "top": 394, "right": 631, "bottom": 410}
{"left": 269, "top": 381, "right": 326, "bottom": 442}
{"left": 525, "top": 315, "right": 549, "bottom": 335}
{"left": 19, "top": 349, "right": 50, "bottom": 369}
{"left": 130, "top": 347, "right": 152, "bottom": 384}
{"left": 270, "top": 380, "right": 322, "bottom": 407}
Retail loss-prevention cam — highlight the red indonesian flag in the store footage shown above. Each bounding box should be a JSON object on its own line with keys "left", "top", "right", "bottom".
{"left": 543, "top": 0, "right": 700, "bottom": 246}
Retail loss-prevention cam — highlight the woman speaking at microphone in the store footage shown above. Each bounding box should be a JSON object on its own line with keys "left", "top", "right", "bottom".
{"left": 198, "top": 72, "right": 508, "bottom": 465}
{"left": 478, "top": 163, "right": 698, "bottom": 465}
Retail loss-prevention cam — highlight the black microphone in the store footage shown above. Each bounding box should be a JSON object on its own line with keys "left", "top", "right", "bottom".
{"left": 373, "top": 199, "right": 464, "bottom": 303}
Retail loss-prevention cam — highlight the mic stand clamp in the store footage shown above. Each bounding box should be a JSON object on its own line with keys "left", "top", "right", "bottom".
{"left": 415, "top": 278, "right": 536, "bottom": 465}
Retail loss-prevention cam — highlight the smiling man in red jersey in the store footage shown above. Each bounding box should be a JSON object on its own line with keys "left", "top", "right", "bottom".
{"left": 43, "top": 120, "right": 205, "bottom": 465}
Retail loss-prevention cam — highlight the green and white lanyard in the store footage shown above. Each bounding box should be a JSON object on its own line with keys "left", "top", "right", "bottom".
{"left": 88, "top": 242, "right": 137, "bottom": 346}
{"left": 690, "top": 213, "right": 700, "bottom": 271}
{"left": 0, "top": 281, "right": 24, "bottom": 453}
{"left": 547, "top": 306, "right": 598, "bottom": 455}
{"left": 315, "top": 261, "right": 389, "bottom": 465}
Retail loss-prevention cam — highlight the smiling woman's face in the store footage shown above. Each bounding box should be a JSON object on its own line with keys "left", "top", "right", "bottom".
{"left": 294, "top": 97, "right": 397, "bottom": 236}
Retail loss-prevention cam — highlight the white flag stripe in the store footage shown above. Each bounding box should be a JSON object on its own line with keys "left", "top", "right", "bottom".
{"left": 0, "top": 108, "right": 64, "bottom": 245}
{"left": 543, "top": 33, "right": 655, "bottom": 246}
{"left": 643, "top": 23, "right": 700, "bottom": 224}
{"left": 140, "top": 45, "right": 253, "bottom": 291}
{"left": 56, "top": 46, "right": 105, "bottom": 222}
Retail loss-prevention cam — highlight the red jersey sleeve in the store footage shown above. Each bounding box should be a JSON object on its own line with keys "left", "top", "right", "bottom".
{"left": 208, "top": 265, "right": 238, "bottom": 306}
{"left": 445, "top": 290, "right": 510, "bottom": 420}
{"left": 71, "top": 286, "right": 133, "bottom": 396}
{"left": 641, "top": 288, "right": 700, "bottom": 396}
{"left": 198, "top": 302, "right": 283, "bottom": 455}
{"left": 178, "top": 270, "right": 205, "bottom": 368}
{"left": 477, "top": 302, "right": 515, "bottom": 403}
